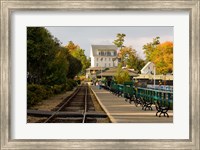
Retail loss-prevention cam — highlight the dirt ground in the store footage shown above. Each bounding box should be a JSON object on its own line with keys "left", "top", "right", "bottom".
{"left": 27, "top": 88, "right": 77, "bottom": 123}
{"left": 29, "top": 88, "right": 77, "bottom": 111}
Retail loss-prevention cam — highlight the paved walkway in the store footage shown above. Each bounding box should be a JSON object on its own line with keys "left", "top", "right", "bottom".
{"left": 90, "top": 85, "right": 173, "bottom": 123}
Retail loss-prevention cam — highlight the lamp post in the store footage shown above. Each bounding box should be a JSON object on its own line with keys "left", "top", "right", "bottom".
{"left": 153, "top": 65, "right": 156, "bottom": 89}
{"left": 124, "top": 54, "right": 129, "bottom": 68}
{"left": 101, "top": 66, "right": 102, "bottom": 80}
{"left": 100, "top": 57, "right": 103, "bottom": 80}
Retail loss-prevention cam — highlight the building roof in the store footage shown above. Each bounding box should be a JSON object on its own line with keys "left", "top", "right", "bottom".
{"left": 96, "top": 67, "right": 138, "bottom": 77}
{"left": 91, "top": 45, "right": 118, "bottom": 56}
{"left": 141, "top": 61, "right": 154, "bottom": 73}
{"left": 134, "top": 74, "right": 173, "bottom": 80}
{"left": 86, "top": 67, "right": 106, "bottom": 71}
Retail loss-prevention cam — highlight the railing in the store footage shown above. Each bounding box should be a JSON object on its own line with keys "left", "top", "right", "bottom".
{"left": 136, "top": 87, "right": 173, "bottom": 109}
{"left": 110, "top": 82, "right": 173, "bottom": 109}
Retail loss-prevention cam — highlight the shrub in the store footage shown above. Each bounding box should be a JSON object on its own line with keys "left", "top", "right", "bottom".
{"left": 27, "top": 90, "right": 40, "bottom": 108}
{"left": 27, "top": 79, "right": 77, "bottom": 108}
{"left": 52, "top": 84, "right": 63, "bottom": 94}
{"left": 44, "top": 86, "right": 54, "bottom": 97}
{"left": 65, "top": 83, "right": 72, "bottom": 91}
{"left": 27, "top": 84, "right": 50, "bottom": 108}
{"left": 66, "top": 79, "right": 77, "bottom": 91}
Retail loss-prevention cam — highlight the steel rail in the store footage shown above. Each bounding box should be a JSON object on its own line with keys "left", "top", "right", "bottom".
{"left": 44, "top": 86, "right": 81, "bottom": 123}
{"left": 82, "top": 87, "right": 88, "bottom": 123}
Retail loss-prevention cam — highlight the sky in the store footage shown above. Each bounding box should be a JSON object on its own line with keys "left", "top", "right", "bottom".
{"left": 45, "top": 26, "right": 173, "bottom": 59}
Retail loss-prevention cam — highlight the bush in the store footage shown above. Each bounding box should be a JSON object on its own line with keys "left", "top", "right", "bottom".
{"left": 65, "top": 79, "right": 77, "bottom": 91}
{"left": 65, "top": 83, "right": 72, "bottom": 91}
{"left": 27, "top": 84, "right": 51, "bottom": 108}
{"left": 27, "top": 79, "right": 77, "bottom": 108}
{"left": 67, "top": 79, "right": 77, "bottom": 86}
{"left": 52, "top": 84, "right": 63, "bottom": 94}
{"left": 44, "top": 86, "right": 54, "bottom": 97}
{"left": 27, "top": 90, "right": 40, "bottom": 108}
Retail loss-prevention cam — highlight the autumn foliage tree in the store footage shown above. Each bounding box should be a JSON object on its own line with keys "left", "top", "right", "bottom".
{"left": 113, "top": 33, "right": 145, "bottom": 72}
{"left": 117, "top": 46, "right": 145, "bottom": 72}
{"left": 151, "top": 42, "right": 173, "bottom": 74}
{"left": 65, "top": 41, "right": 90, "bottom": 75}
{"left": 27, "top": 27, "right": 83, "bottom": 107}
{"left": 65, "top": 41, "right": 80, "bottom": 52}
{"left": 143, "top": 37, "right": 173, "bottom": 74}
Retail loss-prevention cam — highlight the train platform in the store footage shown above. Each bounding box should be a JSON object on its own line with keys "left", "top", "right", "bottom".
{"left": 90, "top": 85, "right": 173, "bottom": 123}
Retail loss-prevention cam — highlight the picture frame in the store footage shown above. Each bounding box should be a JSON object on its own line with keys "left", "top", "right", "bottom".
{"left": 1, "top": 0, "right": 199, "bottom": 149}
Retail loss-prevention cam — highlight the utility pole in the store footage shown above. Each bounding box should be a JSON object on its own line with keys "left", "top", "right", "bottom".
{"left": 154, "top": 65, "right": 156, "bottom": 89}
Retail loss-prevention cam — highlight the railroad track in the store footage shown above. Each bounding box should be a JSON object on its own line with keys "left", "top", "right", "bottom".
{"left": 28, "top": 84, "right": 109, "bottom": 123}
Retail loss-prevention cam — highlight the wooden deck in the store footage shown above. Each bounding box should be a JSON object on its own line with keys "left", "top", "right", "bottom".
{"left": 90, "top": 85, "right": 173, "bottom": 123}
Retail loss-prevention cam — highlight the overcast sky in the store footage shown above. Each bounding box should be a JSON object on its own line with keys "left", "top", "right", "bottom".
{"left": 45, "top": 26, "right": 173, "bottom": 59}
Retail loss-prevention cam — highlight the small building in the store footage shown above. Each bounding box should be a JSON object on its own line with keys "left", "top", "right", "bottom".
{"left": 141, "top": 62, "right": 155, "bottom": 75}
{"left": 133, "top": 74, "right": 173, "bottom": 86}
{"left": 85, "top": 67, "right": 106, "bottom": 79}
{"left": 97, "top": 67, "right": 138, "bottom": 78}
{"left": 90, "top": 45, "right": 118, "bottom": 68}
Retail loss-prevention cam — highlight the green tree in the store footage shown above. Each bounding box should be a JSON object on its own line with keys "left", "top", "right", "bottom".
{"left": 143, "top": 37, "right": 160, "bottom": 61}
{"left": 46, "top": 47, "right": 70, "bottom": 85}
{"left": 67, "top": 55, "right": 83, "bottom": 78}
{"left": 66, "top": 41, "right": 90, "bottom": 75}
{"left": 118, "top": 46, "right": 145, "bottom": 72}
{"left": 113, "top": 33, "right": 126, "bottom": 50}
{"left": 27, "top": 27, "right": 83, "bottom": 85}
{"left": 115, "top": 63, "right": 131, "bottom": 84}
{"left": 27, "top": 27, "right": 60, "bottom": 84}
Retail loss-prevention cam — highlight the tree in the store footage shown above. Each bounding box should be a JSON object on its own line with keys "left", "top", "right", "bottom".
{"left": 27, "top": 27, "right": 83, "bottom": 85}
{"left": 46, "top": 47, "right": 70, "bottom": 85}
{"left": 65, "top": 41, "right": 90, "bottom": 75}
{"left": 113, "top": 33, "right": 126, "bottom": 50}
{"left": 67, "top": 55, "right": 83, "bottom": 78}
{"left": 143, "top": 37, "right": 160, "bottom": 61}
{"left": 143, "top": 37, "right": 173, "bottom": 74}
{"left": 118, "top": 46, "right": 136, "bottom": 67}
{"left": 117, "top": 46, "right": 145, "bottom": 72}
{"left": 65, "top": 41, "right": 79, "bottom": 52}
{"left": 115, "top": 63, "right": 131, "bottom": 84}
{"left": 27, "top": 27, "right": 60, "bottom": 84}
{"left": 128, "top": 55, "right": 145, "bottom": 73}
{"left": 151, "top": 41, "right": 173, "bottom": 74}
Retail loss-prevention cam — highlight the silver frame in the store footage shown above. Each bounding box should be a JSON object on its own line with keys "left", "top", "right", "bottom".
{"left": 1, "top": 0, "right": 199, "bottom": 149}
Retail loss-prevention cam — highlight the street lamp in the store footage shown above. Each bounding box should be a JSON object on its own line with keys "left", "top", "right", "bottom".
{"left": 100, "top": 57, "right": 103, "bottom": 80}
{"left": 124, "top": 53, "right": 129, "bottom": 67}
{"left": 153, "top": 65, "right": 156, "bottom": 89}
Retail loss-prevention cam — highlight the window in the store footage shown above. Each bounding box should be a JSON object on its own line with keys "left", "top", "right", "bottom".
{"left": 107, "top": 52, "right": 111, "bottom": 56}
{"left": 109, "top": 63, "right": 110, "bottom": 67}
{"left": 105, "top": 58, "right": 106, "bottom": 61}
{"left": 96, "top": 58, "right": 98, "bottom": 61}
{"left": 96, "top": 63, "right": 98, "bottom": 67}
{"left": 109, "top": 58, "right": 111, "bottom": 61}
{"left": 105, "top": 63, "right": 106, "bottom": 67}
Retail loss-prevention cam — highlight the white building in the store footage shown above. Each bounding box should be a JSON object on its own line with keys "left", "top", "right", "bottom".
{"left": 141, "top": 62, "right": 155, "bottom": 74}
{"left": 90, "top": 45, "right": 118, "bottom": 68}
